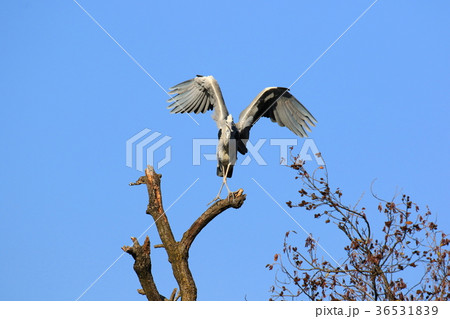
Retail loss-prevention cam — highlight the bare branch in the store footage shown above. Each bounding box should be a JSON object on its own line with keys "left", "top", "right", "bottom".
{"left": 122, "top": 236, "right": 163, "bottom": 301}
{"left": 180, "top": 189, "right": 246, "bottom": 253}
{"left": 126, "top": 166, "right": 247, "bottom": 301}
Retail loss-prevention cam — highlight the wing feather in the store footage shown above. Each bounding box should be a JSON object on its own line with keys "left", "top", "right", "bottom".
{"left": 237, "top": 87, "right": 317, "bottom": 140}
{"left": 167, "top": 75, "right": 229, "bottom": 122}
{"left": 195, "top": 93, "right": 207, "bottom": 114}
{"left": 282, "top": 103, "right": 303, "bottom": 136}
{"left": 287, "top": 99, "right": 312, "bottom": 133}
{"left": 185, "top": 91, "right": 203, "bottom": 113}
{"left": 285, "top": 99, "right": 307, "bottom": 136}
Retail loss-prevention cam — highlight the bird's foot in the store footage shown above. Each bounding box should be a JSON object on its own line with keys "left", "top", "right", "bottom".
{"left": 207, "top": 195, "right": 222, "bottom": 206}
{"left": 227, "top": 191, "right": 236, "bottom": 202}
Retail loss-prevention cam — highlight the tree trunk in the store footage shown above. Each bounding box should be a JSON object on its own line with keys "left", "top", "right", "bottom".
{"left": 124, "top": 166, "right": 246, "bottom": 300}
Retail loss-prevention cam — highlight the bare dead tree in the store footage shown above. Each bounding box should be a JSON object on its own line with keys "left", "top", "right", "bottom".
{"left": 122, "top": 166, "right": 246, "bottom": 301}
{"left": 267, "top": 154, "right": 449, "bottom": 301}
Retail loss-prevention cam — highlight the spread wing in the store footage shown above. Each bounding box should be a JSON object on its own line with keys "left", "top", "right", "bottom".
{"left": 237, "top": 87, "right": 317, "bottom": 141}
{"left": 167, "top": 75, "right": 229, "bottom": 122}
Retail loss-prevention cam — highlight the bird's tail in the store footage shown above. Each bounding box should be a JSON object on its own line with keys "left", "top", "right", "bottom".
{"left": 217, "top": 165, "right": 234, "bottom": 178}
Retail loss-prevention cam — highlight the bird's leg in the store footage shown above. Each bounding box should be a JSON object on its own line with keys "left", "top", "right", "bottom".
{"left": 223, "top": 163, "right": 234, "bottom": 200}
{"left": 207, "top": 165, "right": 227, "bottom": 205}
{"left": 207, "top": 182, "right": 224, "bottom": 205}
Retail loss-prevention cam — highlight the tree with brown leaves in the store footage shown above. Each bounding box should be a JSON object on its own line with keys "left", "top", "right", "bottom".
{"left": 267, "top": 155, "right": 449, "bottom": 301}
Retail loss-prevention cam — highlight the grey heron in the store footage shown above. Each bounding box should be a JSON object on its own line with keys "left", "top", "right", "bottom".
{"left": 167, "top": 75, "right": 317, "bottom": 203}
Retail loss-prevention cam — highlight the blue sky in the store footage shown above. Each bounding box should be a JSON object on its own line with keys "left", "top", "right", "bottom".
{"left": 0, "top": 0, "right": 449, "bottom": 301}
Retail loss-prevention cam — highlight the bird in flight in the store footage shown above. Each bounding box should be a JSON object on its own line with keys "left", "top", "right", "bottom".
{"left": 167, "top": 75, "right": 317, "bottom": 204}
